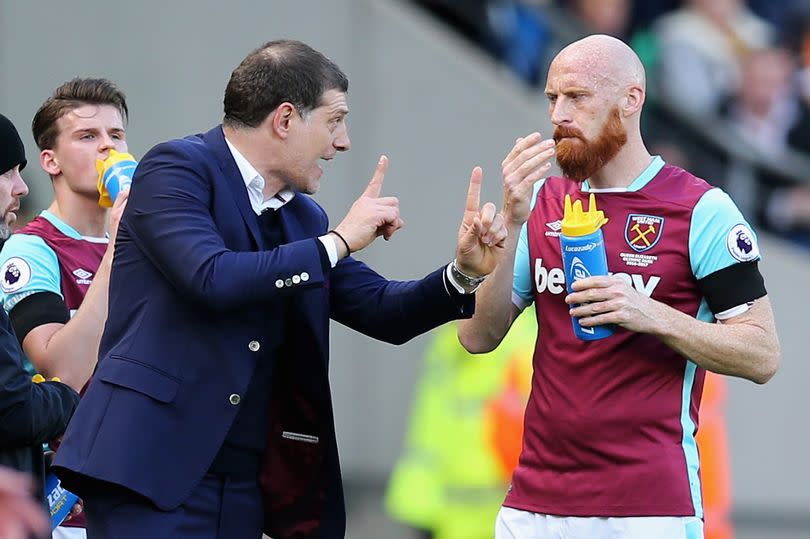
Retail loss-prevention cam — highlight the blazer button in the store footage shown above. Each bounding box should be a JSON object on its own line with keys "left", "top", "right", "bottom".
{"left": 275, "top": 279, "right": 284, "bottom": 288}
{"left": 292, "top": 275, "right": 301, "bottom": 284}
{"left": 285, "top": 278, "right": 292, "bottom": 286}
{"left": 248, "top": 340, "right": 260, "bottom": 352}
{"left": 229, "top": 394, "right": 241, "bottom": 405}
{"left": 301, "top": 272, "right": 309, "bottom": 282}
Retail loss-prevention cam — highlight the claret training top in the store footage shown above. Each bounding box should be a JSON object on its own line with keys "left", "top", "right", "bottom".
{"left": 508, "top": 156, "right": 766, "bottom": 518}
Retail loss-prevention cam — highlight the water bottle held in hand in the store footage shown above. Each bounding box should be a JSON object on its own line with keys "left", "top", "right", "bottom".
{"left": 560, "top": 193, "right": 613, "bottom": 341}
{"left": 44, "top": 471, "right": 80, "bottom": 530}
{"left": 96, "top": 149, "right": 137, "bottom": 207}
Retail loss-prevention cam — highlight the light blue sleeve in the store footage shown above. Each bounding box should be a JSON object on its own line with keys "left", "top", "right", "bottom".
{"left": 689, "top": 188, "right": 761, "bottom": 280}
{"left": 0, "top": 234, "right": 62, "bottom": 313}
{"left": 512, "top": 180, "right": 547, "bottom": 308}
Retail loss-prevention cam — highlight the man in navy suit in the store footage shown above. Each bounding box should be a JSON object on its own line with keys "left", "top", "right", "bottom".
{"left": 53, "top": 40, "right": 508, "bottom": 539}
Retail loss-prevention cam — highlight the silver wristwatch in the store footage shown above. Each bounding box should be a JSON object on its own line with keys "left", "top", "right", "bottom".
{"left": 450, "top": 259, "right": 486, "bottom": 290}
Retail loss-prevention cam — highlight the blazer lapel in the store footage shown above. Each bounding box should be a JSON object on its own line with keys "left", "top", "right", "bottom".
{"left": 202, "top": 125, "right": 264, "bottom": 249}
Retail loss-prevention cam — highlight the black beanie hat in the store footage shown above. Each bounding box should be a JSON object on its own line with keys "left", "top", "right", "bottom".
{"left": 0, "top": 113, "right": 27, "bottom": 176}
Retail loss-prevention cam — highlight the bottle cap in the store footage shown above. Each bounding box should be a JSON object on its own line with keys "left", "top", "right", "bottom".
{"left": 561, "top": 193, "right": 608, "bottom": 237}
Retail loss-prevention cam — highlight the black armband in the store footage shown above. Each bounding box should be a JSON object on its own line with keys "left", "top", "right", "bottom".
{"left": 9, "top": 292, "right": 70, "bottom": 343}
{"left": 697, "top": 260, "right": 766, "bottom": 314}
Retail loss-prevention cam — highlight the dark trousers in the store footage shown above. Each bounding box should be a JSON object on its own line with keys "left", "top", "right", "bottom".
{"left": 83, "top": 474, "right": 262, "bottom": 539}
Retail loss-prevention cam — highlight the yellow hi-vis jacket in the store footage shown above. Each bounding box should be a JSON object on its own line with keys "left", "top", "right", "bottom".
{"left": 385, "top": 310, "right": 536, "bottom": 539}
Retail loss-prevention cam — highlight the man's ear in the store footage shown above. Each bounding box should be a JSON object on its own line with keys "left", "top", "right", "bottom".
{"left": 270, "top": 102, "right": 297, "bottom": 139}
{"left": 622, "top": 85, "right": 645, "bottom": 117}
{"left": 39, "top": 149, "right": 60, "bottom": 177}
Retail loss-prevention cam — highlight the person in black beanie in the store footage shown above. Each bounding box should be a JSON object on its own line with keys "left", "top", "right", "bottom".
{"left": 0, "top": 113, "right": 29, "bottom": 240}
{"left": 0, "top": 112, "right": 80, "bottom": 535}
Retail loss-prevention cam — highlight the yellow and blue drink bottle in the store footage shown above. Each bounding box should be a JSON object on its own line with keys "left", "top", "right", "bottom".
{"left": 560, "top": 193, "right": 613, "bottom": 340}
{"left": 96, "top": 149, "right": 137, "bottom": 208}
{"left": 32, "top": 375, "right": 80, "bottom": 530}
{"left": 45, "top": 470, "right": 80, "bottom": 530}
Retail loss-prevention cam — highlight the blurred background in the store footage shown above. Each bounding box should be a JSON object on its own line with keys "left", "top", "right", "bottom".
{"left": 1, "top": 0, "right": 808, "bottom": 537}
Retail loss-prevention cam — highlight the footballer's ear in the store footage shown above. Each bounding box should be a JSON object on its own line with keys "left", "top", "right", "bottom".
{"left": 622, "top": 85, "right": 645, "bottom": 117}
{"left": 40, "top": 149, "right": 61, "bottom": 177}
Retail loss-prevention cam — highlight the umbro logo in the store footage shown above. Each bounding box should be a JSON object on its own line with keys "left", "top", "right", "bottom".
{"left": 73, "top": 268, "right": 92, "bottom": 279}
{"left": 73, "top": 268, "right": 93, "bottom": 284}
{"left": 545, "top": 220, "right": 562, "bottom": 237}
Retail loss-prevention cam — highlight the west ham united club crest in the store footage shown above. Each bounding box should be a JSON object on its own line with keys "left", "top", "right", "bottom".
{"left": 624, "top": 214, "right": 664, "bottom": 253}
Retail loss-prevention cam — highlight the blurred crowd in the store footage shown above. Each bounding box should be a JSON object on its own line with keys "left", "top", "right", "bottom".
{"left": 414, "top": 0, "right": 810, "bottom": 249}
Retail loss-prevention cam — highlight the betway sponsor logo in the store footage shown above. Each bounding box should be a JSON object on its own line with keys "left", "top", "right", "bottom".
{"left": 534, "top": 258, "right": 661, "bottom": 296}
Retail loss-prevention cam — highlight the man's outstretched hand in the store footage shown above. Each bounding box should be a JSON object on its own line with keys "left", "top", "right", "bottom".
{"left": 455, "top": 167, "right": 507, "bottom": 277}
{"left": 333, "top": 155, "right": 404, "bottom": 255}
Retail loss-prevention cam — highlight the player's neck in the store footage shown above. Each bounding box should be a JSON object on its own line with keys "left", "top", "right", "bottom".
{"left": 587, "top": 139, "right": 652, "bottom": 190}
{"left": 48, "top": 196, "right": 108, "bottom": 238}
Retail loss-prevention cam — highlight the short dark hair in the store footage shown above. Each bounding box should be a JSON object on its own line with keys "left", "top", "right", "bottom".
{"left": 32, "top": 78, "right": 129, "bottom": 151}
{"left": 223, "top": 39, "right": 349, "bottom": 129}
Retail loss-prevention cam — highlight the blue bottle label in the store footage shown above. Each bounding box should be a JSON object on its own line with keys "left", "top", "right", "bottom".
{"left": 102, "top": 159, "right": 137, "bottom": 202}
{"left": 560, "top": 231, "right": 614, "bottom": 341}
{"left": 45, "top": 472, "right": 79, "bottom": 530}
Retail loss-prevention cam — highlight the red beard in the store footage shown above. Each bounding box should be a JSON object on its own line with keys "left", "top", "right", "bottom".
{"left": 553, "top": 107, "right": 627, "bottom": 182}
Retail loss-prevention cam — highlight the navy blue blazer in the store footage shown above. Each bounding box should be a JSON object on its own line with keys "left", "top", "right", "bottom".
{"left": 53, "top": 125, "right": 473, "bottom": 538}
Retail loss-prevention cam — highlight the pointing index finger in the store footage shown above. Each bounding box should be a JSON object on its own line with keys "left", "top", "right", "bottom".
{"left": 465, "top": 166, "right": 483, "bottom": 214}
{"left": 363, "top": 155, "right": 388, "bottom": 198}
